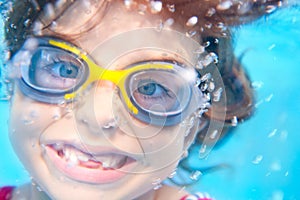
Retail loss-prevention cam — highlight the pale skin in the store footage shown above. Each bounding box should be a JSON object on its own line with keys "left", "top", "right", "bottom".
{"left": 8, "top": 1, "right": 204, "bottom": 199}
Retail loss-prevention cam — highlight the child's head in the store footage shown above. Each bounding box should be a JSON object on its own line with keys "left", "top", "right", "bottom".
{"left": 2, "top": 0, "right": 282, "bottom": 199}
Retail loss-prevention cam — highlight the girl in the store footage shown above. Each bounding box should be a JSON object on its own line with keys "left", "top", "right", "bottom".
{"left": 1, "top": 0, "right": 283, "bottom": 199}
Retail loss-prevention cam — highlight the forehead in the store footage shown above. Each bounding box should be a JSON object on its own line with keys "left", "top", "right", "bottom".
{"left": 36, "top": 0, "right": 202, "bottom": 66}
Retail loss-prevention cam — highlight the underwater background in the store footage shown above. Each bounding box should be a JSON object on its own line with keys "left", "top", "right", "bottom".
{"left": 0, "top": 4, "right": 300, "bottom": 200}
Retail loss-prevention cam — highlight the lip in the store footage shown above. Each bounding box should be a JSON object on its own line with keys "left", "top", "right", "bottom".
{"left": 44, "top": 142, "right": 137, "bottom": 184}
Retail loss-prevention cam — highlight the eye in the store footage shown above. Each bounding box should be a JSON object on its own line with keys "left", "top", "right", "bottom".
{"left": 52, "top": 62, "right": 79, "bottom": 79}
{"left": 25, "top": 48, "right": 85, "bottom": 91}
{"left": 137, "top": 80, "right": 166, "bottom": 96}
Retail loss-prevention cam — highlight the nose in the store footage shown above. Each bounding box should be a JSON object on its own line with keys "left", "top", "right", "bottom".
{"left": 75, "top": 80, "right": 119, "bottom": 133}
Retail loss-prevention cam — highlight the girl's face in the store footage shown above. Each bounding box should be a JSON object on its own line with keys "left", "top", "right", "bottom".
{"left": 9, "top": 1, "right": 204, "bottom": 199}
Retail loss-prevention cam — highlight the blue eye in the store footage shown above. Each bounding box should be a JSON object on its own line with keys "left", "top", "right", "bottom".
{"left": 53, "top": 62, "right": 79, "bottom": 79}
{"left": 137, "top": 82, "right": 156, "bottom": 96}
{"left": 137, "top": 80, "right": 169, "bottom": 97}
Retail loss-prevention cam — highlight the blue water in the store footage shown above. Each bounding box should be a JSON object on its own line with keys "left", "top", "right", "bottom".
{"left": 1, "top": 5, "right": 300, "bottom": 200}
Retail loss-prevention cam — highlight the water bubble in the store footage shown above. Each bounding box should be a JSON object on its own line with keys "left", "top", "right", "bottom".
{"left": 252, "top": 155, "right": 263, "bottom": 164}
{"left": 271, "top": 190, "right": 284, "bottom": 200}
{"left": 265, "top": 5, "right": 277, "bottom": 14}
{"left": 199, "top": 144, "right": 207, "bottom": 155}
{"left": 200, "top": 73, "right": 211, "bottom": 82}
{"left": 206, "top": 8, "right": 216, "bottom": 17}
{"left": 58, "top": 100, "right": 67, "bottom": 107}
{"left": 195, "top": 78, "right": 201, "bottom": 87}
{"left": 185, "top": 30, "right": 197, "bottom": 38}
{"left": 164, "top": 18, "right": 174, "bottom": 27}
{"left": 150, "top": 1, "right": 162, "bottom": 14}
{"left": 268, "top": 44, "right": 276, "bottom": 50}
{"left": 268, "top": 129, "right": 277, "bottom": 138}
{"left": 231, "top": 116, "right": 238, "bottom": 126}
{"left": 216, "top": 1, "right": 233, "bottom": 11}
{"left": 152, "top": 178, "right": 162, "bottom": 190}
{"left": 202, "top": 52, "right": 218, "bottom": 67}
{"left": 208, "top": 82, "right": 215, "bottom": 92}
{"left": 168, "top": 169, "right": 177, "bottom": 178}
{"left": 190, "top": 170, "right": 202, "bottom": 181}
{"left": 156, "top": 20, "right": 164, "bottom": 32}
{"left": 124, "top": 0, "right": 134, "bottom": 9}
{"left": 284, "top": 171, "right": 289, "bottom": 176}
{"left": 23, "top": 119, "right": 34, "bottom": 125}
{"left": 265, "top": 94, "right": 273, "bottom": 102}
{"left": 213, "top": 87, "right": 223, "bottom": 102}
{"left": 138, "top": 4, "right": 147, "bottom": 15}
{"left": 194, "top": 46, "right": 205, "bottom": 55}
{"left": 209, "top": 130, "right": 219, "bottom": 140}
{"left": 203, "top": 41, "right": 210, "bottom": 48}
{"left": 166, "top": 4, "right": 175, "bottom": 12}
{"left": 251, "top": 81, "right": 264, "bottom": 89}
{"left": 200, "top": 82, "right": 208, "bottom": 91}
{"left": 204, "top": 23, "right": 212, "bottom": 29}
{"left": 270, "top": 161, "right": 281, "bottom": 171}
{"left": 52, "top": 113, "right": 61, "bottom": 121}
{"left": 186, "top": 16, "right": 198, "bottom": 27}
{"left": 50, "top": 21, "right": 58, "bottom": 31}
{"left": 10, "top": 23, "right": 16, "bottom": 29}
{"left": 44, "top": 3, "right": 55, "bottom": 19}
{"left": 23, "top": 19, "right": 31, "bottom": 27}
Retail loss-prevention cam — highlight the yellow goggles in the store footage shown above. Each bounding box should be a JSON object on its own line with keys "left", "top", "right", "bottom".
{"left": 18, "top": 37, "right": 201, "bottom": 126}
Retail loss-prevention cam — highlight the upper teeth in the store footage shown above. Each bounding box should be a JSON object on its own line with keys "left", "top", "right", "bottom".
{"left": 53, "top": 144, "right": 127, "bottom": 169}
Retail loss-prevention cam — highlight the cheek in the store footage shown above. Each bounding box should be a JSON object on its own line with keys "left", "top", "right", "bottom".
{"left": 9, "top": 90, "right": 65, "bottom": 146}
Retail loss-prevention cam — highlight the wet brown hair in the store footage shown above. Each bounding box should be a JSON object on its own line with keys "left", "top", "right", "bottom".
{"left": 2, "top": 0, "right": 284, "bottom": 144}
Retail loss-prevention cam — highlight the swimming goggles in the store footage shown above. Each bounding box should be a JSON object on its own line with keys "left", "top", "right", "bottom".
{"left": 17, "top": 37, "right": 204, "bottom": 126}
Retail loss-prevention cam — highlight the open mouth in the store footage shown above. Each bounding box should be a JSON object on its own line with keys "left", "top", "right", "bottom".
{"left": 45, "top": 143, "right": 137, "bottom": 184}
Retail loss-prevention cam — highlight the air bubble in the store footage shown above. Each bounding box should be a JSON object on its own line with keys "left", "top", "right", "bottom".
{"left": 156, "top": 20, "right": 164, "bottom": 32}
{"left": 265, "top": 94, "right": 273, "bottom": 102}
{"left": 166, "top": 4, "right": 175, "bottom": 12}
{"left": 186, "top": 16, "right": 198, "bottom": 27}
{"left": 200, "top": 82, "right": 208, "bottom": 91}
{"left": 268, "top": 129, "right": 277, "bottom": 138}
{"left": 168, "top": 169, "right": 177, "bottom": 178}
{"left": 209, "top": 130, "right": 219, "bottom": 140}
{"left": 194, "top": 46, "right": 205, "bottom": 55}
{"left": 52, "top": 114, "right": 61, "bottom": 121}
{"left": 164, "top": 18, "right": 174, "bottom": 27}
{"left": 204, "top": 23, "right": 212, "bottom": 29}
{"left": 199, "top": 145, "right": 207, "bottom": 155}
{"left": 44, "top": 3, "right": 55, "bottom": 19}
{"left": 190, "top": 170, "right": 202, "bottom": 181}
{"left": 206, "top": 8, "right": 216, "bottom": 17}
{"left": 265, "top": 5, "right": 277, "bottom": 13}
{"left": 251, "top": 81, "right": 264, "bottom": 89}
{"left": 23, "top": 119, "right": 34, "bottom": 125}
{"left": 252, "top": 155, "right": 263, "bottom": 164}
{"left": 124, "top": 0, "right": 134, "bottom": 9}
{"left": 231, "top": 116, "right": 238, "bottom": 126}
{"left": 208, "top": 82, "right": 215, "bottom": 92}
{"left": 213, "top": 87, "right": 223, "bottom": 102}
{"left": 216, "top": 1, "right": 233, "bottom": 11}
{"left": 138, "top": 4, "right": 147, "bottom": 15}
{"left": 152, "top": 178, "right": 162, "bottom": 190}
{"left": 150, "top": 1, "right": 162, "bottom": 13}
{"left": 200, "top": 52, "right": 218, "bottom": 67}
{"left": 23, "top": 19, "right": 31, "bottom": 27}
{"left": 200, "top": 73, "right": 211, "bottom": 82}
{"left": 185, "top": 30, "right": 197, "bottom": 38}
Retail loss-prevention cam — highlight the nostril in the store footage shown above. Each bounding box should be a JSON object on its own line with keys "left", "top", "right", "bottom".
{"left": 101, "top": 119, "right": 118, "bottom": 129}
